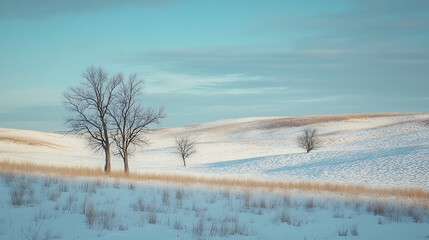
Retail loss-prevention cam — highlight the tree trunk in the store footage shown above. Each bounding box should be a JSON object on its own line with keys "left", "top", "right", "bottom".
{"left": 183, "top": 157, "right": 186, "bottom": 167}
{"left": 103, "top": 122, "right": 111, "bottom": 172}
{"left": 104, "top": 146, "right": 111, "bottom": 172}
{"left": 124, "top": 151, "right": 129, "bottom": 173}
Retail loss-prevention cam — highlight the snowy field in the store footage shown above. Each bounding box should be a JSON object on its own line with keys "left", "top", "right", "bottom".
{"left": 1, "top": 113, "right": 428, "bottom": 188}
{"left": 0, "top": 113, "right": 428, "bottom": 239}
{"left": 0, "top": 172, "right": 428, "bottom": 240}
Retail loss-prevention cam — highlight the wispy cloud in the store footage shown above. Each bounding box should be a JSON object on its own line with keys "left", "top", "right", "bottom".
{"left": 143, "top": 71, "right": 288, "bottom": 95}
{"left": 125, "top": 48, "right": 348, "bottom": 78}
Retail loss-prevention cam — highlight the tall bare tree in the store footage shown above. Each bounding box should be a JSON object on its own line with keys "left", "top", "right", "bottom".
{"left": 110, "top": 74, "right": 165, "bottom": 172}
{"left": 297, "top": 128, "right": 321, "bottom": 153}
{"left": 63, "top": 66, "right": 120, "bottom": 172}
{"left": 175, "top": 136, "right": 197, "bottom": 167}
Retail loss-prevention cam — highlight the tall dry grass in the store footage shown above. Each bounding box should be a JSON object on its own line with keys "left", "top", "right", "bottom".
{"left": 1, "top": 160, "right": 428, "bottom": 203}
{"left": 261, "top": 113, "right": 424, "bottom": 130}
{"left": 0, "top": 136, "right": 62, "bottom": 149}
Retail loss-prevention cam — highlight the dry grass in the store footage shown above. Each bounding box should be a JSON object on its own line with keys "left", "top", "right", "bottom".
{"left": 1, "top": 160, "right": 428, "bottom": 204}
{"left": 261, "top": 113, "right": 424, "bottom": 130}
{"left": 0, "top": 135, "right": 63, "bottom": 149}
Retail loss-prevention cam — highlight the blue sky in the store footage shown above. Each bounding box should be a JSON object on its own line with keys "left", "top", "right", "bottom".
{"left": 0, "top": 0, "right": 428, "bottom": 132}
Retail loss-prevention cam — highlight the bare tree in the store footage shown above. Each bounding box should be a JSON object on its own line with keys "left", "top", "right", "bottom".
{"left": 63, "top": 66, "right": 120, "bottom": 172}
{"left": 110, "top": 74, "right": 165, "bottom": 173}
{"left": 297, "top": 128, "right": 321, "bottom": 153}
{"left": 175, "top": 137, "right": 197, "bottom": 167}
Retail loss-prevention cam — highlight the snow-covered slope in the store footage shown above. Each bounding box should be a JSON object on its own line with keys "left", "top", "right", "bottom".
{"left": 1, "top": 113, "right": 428, "bottom": 188}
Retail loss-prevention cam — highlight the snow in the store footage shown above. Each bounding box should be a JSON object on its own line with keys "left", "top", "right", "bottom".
{"left": 0, "top": 173, "right": 428, "bottom": 240}
{"left": 0, "top": 113, "right": 428, "bottom": 239}
{"left": 1, "top": 113, "right": 428, "bottom": 188}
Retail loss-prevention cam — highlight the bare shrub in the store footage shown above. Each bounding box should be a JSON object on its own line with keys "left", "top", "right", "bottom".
{"left": 269, "top": 198, "right": 279, "bottom": 209}
{"left": 237, "top": 222, "right": 249, "bottom": 236}
{"left": 85, "top": 202, "right": 96, "bottom": 228}
{"left": 338, "top": 226, "right": 348, "bottom": 236}
{"left": 131, "top": 197, "right": 146, "bottom": 212}
{"left": 333, "top": 202, "right": 344, "bottom": 218}
{"left": 209, "top": 221, "right": 219, "bottom": 236}
{"left": 173, "top": 218, "right": 183, "bottom": 230}
{"left": 251, "top": 197, "right": 266, "bottom": 209}
{"left": 282, "top": 193, "right": 291, "bottom": 207}
{"left": 162, "top": 189, "right": 170, "bottom": 206}
{"left": 84, "top": 199, "right": 116, "bottom": 230}
{"left": 274, "top": 209, "right": 303, "bottom": 226}
{"left": 305, "top": 198, "right": 314, "bottom": 210}
{"left": 80, "top": 182, "right": 97, "bottom": 194}
{"left": 10, "top": 182, "right": 26, "bottom": 206}
{"left": 297, "top": 128, "right": 321, "bottom": 153}
{"left": 175, "top": 136, "right": 197, "bottom": 166}
{"left": 99, "top": 208, "right": 116, "bottom": 230}
{"left": 408, "top": 207, "right": 423, "bottom": 223}
{"left": 81, "top": 196, "right": 88, "bottom": 214}
{"left": 353, "top": 200, "right": 362, "bottom": 211}
{"left": 387, "top": 207, "right": 402, "bottom": 223}
{"left": 176, "top": 188, "right": 184, "bottom": 200}
{"left": 367, "top": 201, "right": 386, "bottom": 215}
{"left": 238, "top": 191, "right": 251, "bottom": 210}
{"left": 350, "top": 224, "right": 359, "bottom": 236}
{"left": 9, "top": 176, "right": 36, "bottom": 206}
{"left": 48, "top": 190, "right": 60, "bottom": 201}
{"left": 148, "top": 211, "right": 157, "bottom": 224}
{"left": 58, "top": 181, "right": 69, "bottom": 192}
{"left": 276, "top": 209, "right": 291, "bottom": 224}
{"left": 192, "top": 201, "right": 207, "bottom": 214}
{"left": 192, "top": 217, "right": 205, "bottom": 236}
{"left": 63, "top": 194, "right": 78, "bottom": 212}
{"left": 118, "top": 223, "right": 128, "bottom": 231}
{"left": 210, "top": 215, "right": 249, "bottom": 237}
{"left": 219, "top": 221, "right": 230, "bottom": 237}
{"left": 333, "top": 210, "right": 345, "bottom": 218}
{"left": 95, "top": 179, "right": 105, "bottom": 188}
{"left": 220, "top": 189, "right": 230, "bottom": 199}
{"left": 43, "top": 177, "right": 53, "bottom": 188}
{"left": 222, "top": 214, "right": 238, "bottom": 223}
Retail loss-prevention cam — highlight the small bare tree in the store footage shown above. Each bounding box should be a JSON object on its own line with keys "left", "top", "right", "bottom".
{"left": 297, "top": 128, "right": 321, "bottom": 153}
{"left": 110, "top": 74, "right": 165, "bottom": 173}
{"left": 175, "top": 137, "right": 196, "bottom": 167}
{"left": 63, "top": 66, "right": 120, "bottom": 172}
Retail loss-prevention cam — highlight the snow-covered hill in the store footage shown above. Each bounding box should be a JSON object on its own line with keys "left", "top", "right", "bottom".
{"left": 1, "top": 113, "right": 428, "bottom": 188}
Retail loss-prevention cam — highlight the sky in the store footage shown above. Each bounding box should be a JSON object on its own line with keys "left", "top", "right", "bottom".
{"left": 0, "top": 0, "right": 428, "bottom": 132}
